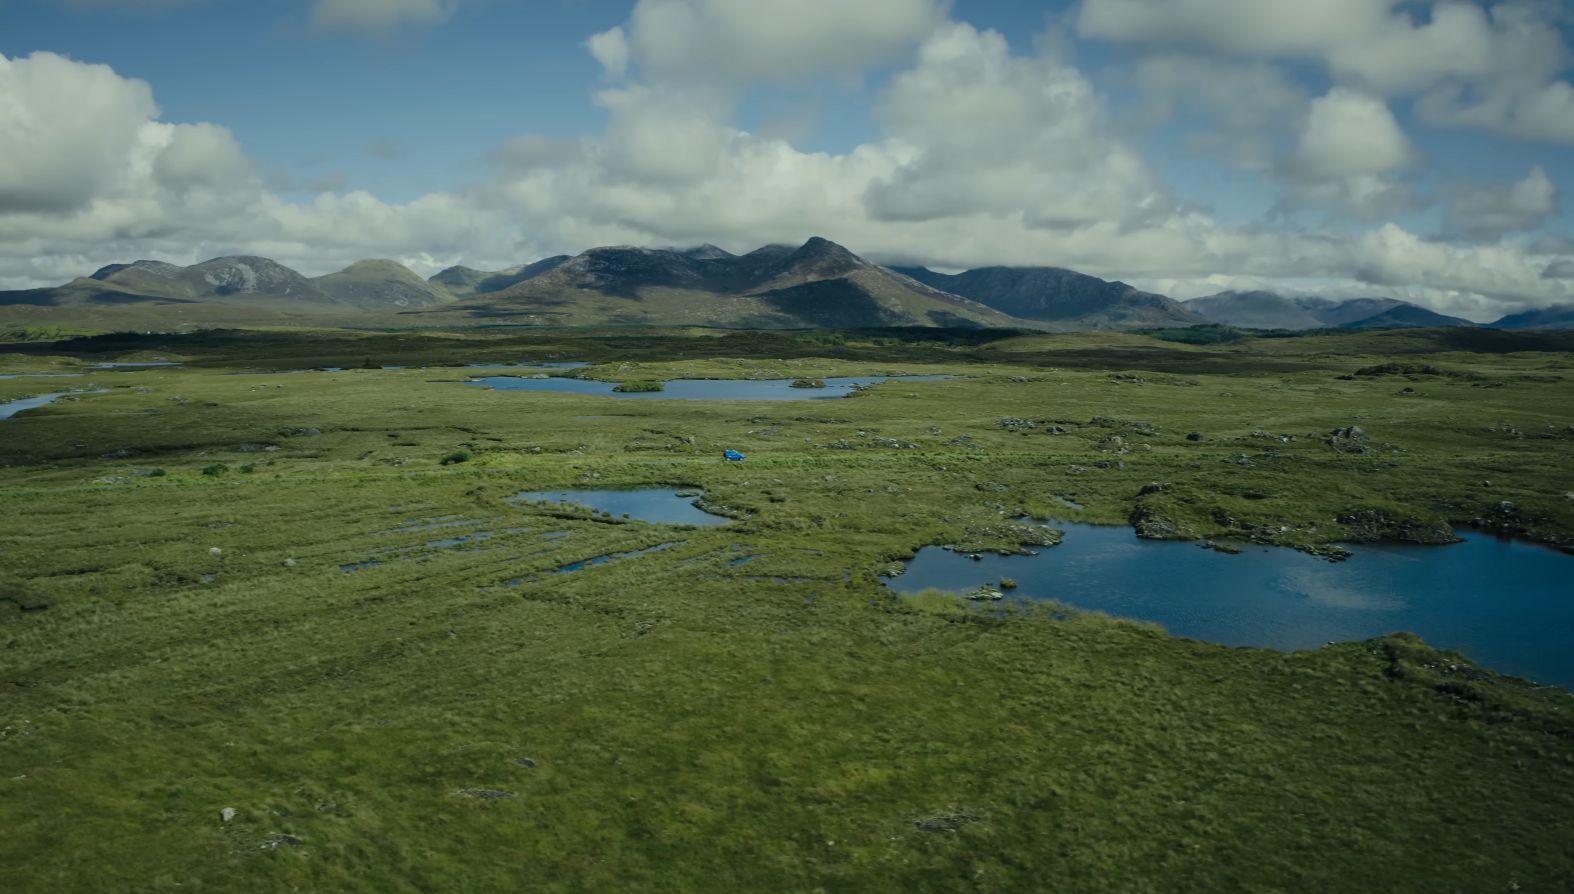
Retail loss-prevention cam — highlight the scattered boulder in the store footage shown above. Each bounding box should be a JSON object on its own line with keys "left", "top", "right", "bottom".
{"left": 995, "top": 417, "right": 1036, "bottom": 432}
{"left": 1185, "top": 432, "right": 1207, "bottom": 442}
{"left": 1138, "top": 482, "right": 1168, "bottom": 496}
{"left": 1325, "top": 426, "right": 1372, "bottom": 454}
{"left": 1337, "top": 508, "right": 1461, "bottom": 545}
{"left": 914, "top": 814, "right": 980, "bottom": 833}
{"left": 221, "top": 808, "right": 237, "bottom": 823}
{"left": 1130, "top": 505, "right": 1196, "bottom": 541}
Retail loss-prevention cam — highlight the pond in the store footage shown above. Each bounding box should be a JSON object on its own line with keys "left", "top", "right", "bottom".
{"left": 465, "top": 374, "right": 952, "bottom": 400}
{"left": 884, "top": 522, "right": 1574, "bottom": 689}
{"left": 507, "top": 488, "right": 729, "bottom": 526}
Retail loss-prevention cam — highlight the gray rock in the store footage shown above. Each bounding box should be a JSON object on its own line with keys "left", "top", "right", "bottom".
{"left": 221, "top": 807, "right": 236, "bottom": 823}
{"left": 914, "top": 813, "right": 980, "bottom": 833}
{"left": 1325, "top": 425, "right": 1373, "bottom": 454}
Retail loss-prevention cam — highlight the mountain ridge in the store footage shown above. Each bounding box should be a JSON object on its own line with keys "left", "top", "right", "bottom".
{"left": 3, "top": 242, "right": 1565, "bottom": 331}
{"left": 1185, "top": 290, "right": 1475, "bottom": 330}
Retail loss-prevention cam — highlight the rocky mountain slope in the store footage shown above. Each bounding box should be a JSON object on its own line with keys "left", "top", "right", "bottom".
{"left": 445, "top": 237, "right": 1029, "bottom": 329}
{"left": 1185, "top": 291, "right": 1473, "bottom": 330}
{"left": 1, "top": 257, "right": 453, "bottom": 311}
{"left": 892, "top": 265, "right": 1204, "bottom": 330}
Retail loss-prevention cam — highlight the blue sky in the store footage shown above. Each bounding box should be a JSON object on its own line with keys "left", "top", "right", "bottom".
{"left": 1, "top": 0, "right": 1572, "bottom": 318}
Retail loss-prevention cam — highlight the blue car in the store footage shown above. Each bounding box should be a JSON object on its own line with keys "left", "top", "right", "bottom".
{"left": 723, "top": 450, "right": 746, "bottom": 461}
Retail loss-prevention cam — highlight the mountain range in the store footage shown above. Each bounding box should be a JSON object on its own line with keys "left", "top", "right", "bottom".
{"left": 1182, "top": 291, "right": 1475, "bottom": 330}
{"left": 2, "top": 237, "right": 1569, "bottom": 331}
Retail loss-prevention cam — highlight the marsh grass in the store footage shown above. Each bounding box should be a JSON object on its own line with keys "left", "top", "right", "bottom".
{"left": 1, "top": 327, "right": 1572, "bottom": 892}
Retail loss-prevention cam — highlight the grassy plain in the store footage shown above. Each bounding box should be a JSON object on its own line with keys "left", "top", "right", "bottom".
{"left": 2, "top": 326, "right": 1573, "bottom": 893}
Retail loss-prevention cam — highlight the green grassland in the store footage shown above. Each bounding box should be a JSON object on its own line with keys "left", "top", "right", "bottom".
{"left": 2, "top": 326, "right": 1573, "bottom": 892}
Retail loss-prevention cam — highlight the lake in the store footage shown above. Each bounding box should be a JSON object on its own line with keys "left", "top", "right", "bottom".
{"left": 507, "top": 488, "right": 729, "bottom": 526}
{"left": 465, "top": 374, "right": 952, "bottom": 400}
{"left": 885, "top": 522, "right": 1574, "bottom": 688}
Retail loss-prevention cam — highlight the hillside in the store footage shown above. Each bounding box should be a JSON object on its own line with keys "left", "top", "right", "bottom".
{"left": 314, "top": 260, "right": 454, "bottom": 309}
{"left": 1492, "top": 305, "right": 1574, "bottom": 329}
{"left": 1342, "top": 304, "right": 1474, "bottom": 329}
{"left": 428, "top": 256, "right": 571, "bottom": 298}
{"left": 1186, "top": 291, "right": 1474, "bottom": 330}
{"left": 893, "top": 265, "right": 1204, "bottom": 330}
{"left": 440, "top": 237, "right": 1030, "bottom": 329}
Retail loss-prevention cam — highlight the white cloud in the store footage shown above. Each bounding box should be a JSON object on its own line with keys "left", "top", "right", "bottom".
{"left": 1079, "top": 0, "right": 1574, "bottom": 144}
{"left": 591, "top": 0, "right": 948, "bottom": 85}
{"left": 1443, "top": 166, "right": 1559, "bottom": 241}
{"left": 0, "top": 50, "right": 511, "bottom": 289}
{"left": 1, "top": 31, "right": 1570, "bottom": 322}
{"left": 1274, "top": 88, "right": 1415, "bottom": 219}
{"left": 309, "top": 0, "right": 455, "bottom": 34}
{"left": 864, "top": 23, "right": 1168, "bottom": 228}
{"left": 586, "top": 26, "right": 630, "bottom": 80}
{"left": 0, "top": 52, "right": 158, "bottom": 213}
{"left": 1289, "top": 88, "right": 1412, "bottom": 179}
{"left": 1079, "top": 0, "right": 1389, "bottom": 57}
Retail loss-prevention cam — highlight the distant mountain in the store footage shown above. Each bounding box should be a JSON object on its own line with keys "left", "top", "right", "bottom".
{"left": 1490, "top": 305, "right": 1574, "bottom": 330}
{"left": 447, "top": 237, "right": 1028, "bottom": 329}
{"left": 428, "top": 256, "right": 570, "bottom": 298}
{"left": 1341, "top": 304, "right": 1473, "bottom": 330}
{"left": 315, "top": 260, "right": 453, "bottom": 309}
{"left": 1, "top": 256, "right": 454, "bottom": 312}
{"left": 1186, "top": 291, "right": 1471, "bottom": 330}
{"left": 891, "top": 266, "right": 1204, "bottom": 330}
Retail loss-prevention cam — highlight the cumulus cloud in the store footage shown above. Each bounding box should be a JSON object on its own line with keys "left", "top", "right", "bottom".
{"left": 0, "top": 26, "right": 1570, "bottom": 321}
{"left": 1289, "top": 88, "right": 1412, "bottom": 179}
{"left": 1079, "top": 0, "right": 1574, "bottom": 144}
{"left": 865, "top": 24, "right": 1168, "bottom": 228}
{"left": 1444, "top": 166, "right": 1560, "bottom": 241}
{"left": 588, "top": 0, "right": 948, "bottom": 85}
{"left": 0, "top": 50, "right": 511, "bottom": 289}
{"left": 1274, "top": 88, "right": 1415, "bottom": 219}
{"left": 309, "top": 0, "right": 455, "bottom": 34}
{"left": 0, "top": 52, "right": 158, "bottom": 213}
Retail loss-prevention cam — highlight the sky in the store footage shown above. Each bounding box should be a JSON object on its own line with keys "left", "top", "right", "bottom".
{"left": 2, "top": 0, "right": 1573, "bottom": 320}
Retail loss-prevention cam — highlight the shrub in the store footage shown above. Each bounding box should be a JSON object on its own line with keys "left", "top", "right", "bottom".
{"left": 612, "top": 380, "right": 664, "bottom": 393}
{"left": 201, "top": 464, "right": 229, "bottom": 477}
{"left": 440, "top": 449, "right": 472, "bottom": 466}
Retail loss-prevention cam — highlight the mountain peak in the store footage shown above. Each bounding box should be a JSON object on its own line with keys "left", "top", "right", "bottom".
{"left": 90, "top": 259, "right": 183, "bottom": 281}
{"left": 676, "top": 243, "right": 735, "bottom": 260}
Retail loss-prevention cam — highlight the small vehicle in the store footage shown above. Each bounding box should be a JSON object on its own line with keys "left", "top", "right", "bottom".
{"left": 723, "top": 449, "right": 746, "bottom": 461}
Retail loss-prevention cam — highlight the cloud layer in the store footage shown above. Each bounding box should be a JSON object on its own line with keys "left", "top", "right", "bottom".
{"left": 1, "top": 0, "right": 1572, "bottom": 322}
